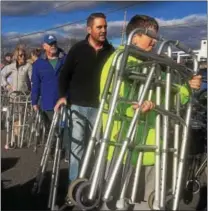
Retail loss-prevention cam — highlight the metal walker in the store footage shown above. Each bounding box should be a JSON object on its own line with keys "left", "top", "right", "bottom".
{"left": 66, "top": 28, "right": 199, "bottom": 211}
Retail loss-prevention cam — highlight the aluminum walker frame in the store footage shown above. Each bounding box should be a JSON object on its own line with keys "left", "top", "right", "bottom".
{"left": 32, "top": 105, "right": 67, "bottom": 211}
{"left": 26, "top": 109, "right": 47, "bottom": 152}
{"left": 3, "top": 91, "right": 33, "bottom": 149}
{"left": 66, "top": 28, "right": 199, "bottom": 211}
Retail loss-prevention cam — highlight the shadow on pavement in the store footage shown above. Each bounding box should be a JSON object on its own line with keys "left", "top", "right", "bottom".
{"left": 2, "top": 168, "right": 70, "bottom": 210}
{"left": 2, "top": 157, "right": 20, "bottom": 173}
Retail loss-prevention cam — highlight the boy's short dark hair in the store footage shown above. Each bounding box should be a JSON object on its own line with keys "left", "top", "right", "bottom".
{"left": 87, "top": 12, "right": 106, "bottom": 27}
{"left": 5, "top": 52, "right": 12, "bottom": 58}
{"left": 126, "top": 15, "right": 159, "bottom": 37}
{"left": 31, "top": 48, "right": 42, "bottom": 57}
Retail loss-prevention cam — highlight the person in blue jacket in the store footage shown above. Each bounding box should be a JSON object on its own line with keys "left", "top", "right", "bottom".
{"left": 31, "top": 34, "right": 67, "bottom": 157}
{"left": 31, "top": 34, "right": 66, "bottom": 112}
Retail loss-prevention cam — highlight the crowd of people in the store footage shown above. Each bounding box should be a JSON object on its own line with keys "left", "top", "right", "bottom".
{"left": 1, "top": 12, "right": 206, "bottom": 210}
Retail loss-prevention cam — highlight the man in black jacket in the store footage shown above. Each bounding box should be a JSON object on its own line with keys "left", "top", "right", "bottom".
{"left": 54, "top": 12, "right": 114, "bottom": 199}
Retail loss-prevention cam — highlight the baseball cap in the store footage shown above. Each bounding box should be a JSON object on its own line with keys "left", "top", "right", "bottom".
{"left": 43, "top": 34, "right": 57, "bottom": 45}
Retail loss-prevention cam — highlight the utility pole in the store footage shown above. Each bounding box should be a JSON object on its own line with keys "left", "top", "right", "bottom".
{"left": 120, "top": 11, "right": 127, "bottom": 45}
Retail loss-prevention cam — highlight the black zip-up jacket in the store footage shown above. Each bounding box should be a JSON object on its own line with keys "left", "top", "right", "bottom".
{"left": 58, "top": 35, "right": 114, "bottom": 108}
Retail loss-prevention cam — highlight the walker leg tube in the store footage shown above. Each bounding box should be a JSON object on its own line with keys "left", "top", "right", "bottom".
{"left": 172, "top": 103, "right": 192, "bottom": 210}
{"left": 116, "top": 166, "right": 134, "bottom": 209}
{"left": 51, "top": 147, "right": 62, "bottom": 211}
{"left": 5, "top": 108, "right": 10, "bottom": 148}
{"left": 172, "top": 79, "right": 181, "bottom": 194}
{"left": 48, "top": 135, "right": 60, "bottom": 208}
{"left": 88, "top": 54, "right": 125, "bottom": 201}
{"left": 103, "top": 65, "right": 155, "bottom": 201}
{"left": 152, "top": 68, "right": 162, "bottom": 210}
{"left": 20, "top": 100, "right": 28, "bottom": 148}
{"left": 79, "top": 51, "right": 121, "bottom": 179}
{"left": 160, "top": 69, "right": 171, "bottom": 209}
{"left": 130, "top": 89, "right": 153, "bottom": 203}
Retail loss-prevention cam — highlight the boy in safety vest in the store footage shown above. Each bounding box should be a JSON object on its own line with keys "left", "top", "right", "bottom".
{"left": 100, "top": 15, "right": 201, "bottom": 209}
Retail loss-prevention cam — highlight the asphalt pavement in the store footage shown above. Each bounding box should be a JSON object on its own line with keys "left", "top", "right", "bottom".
{"left": 1, "top": 129, "right": 206, "bottom": 211}
{"left": 1, "top": 129, "right": 70, "bottom": 211}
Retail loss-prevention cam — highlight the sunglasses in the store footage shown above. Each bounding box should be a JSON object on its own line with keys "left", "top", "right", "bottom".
{"left": 18, "top": 54, "right": 25, "bottom": 57}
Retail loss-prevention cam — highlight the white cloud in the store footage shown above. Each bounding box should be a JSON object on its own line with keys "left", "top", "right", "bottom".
{"left": 157, "top": 14, "right": 207, "bottom": 27}
{"left": 2, "top": 2, "right": 48, "bottom": 16}
{"left": 157, "top": 15, "right": 207, "bottom": 49}
{"left": 1, "top": 1, "right": 99, "bottom": 16}
{"left": 54, "top": 2, "right": 99, "bottom": 13}
{"left": 108, "top": 14, "right": 207, "bottom": 49}
{"left": 2, "top": 14, "right": 207, "bottom": 50}
{"left": 60, "top": 20, "right": 124, "bottom": 39}
{"left": 2, "top": 30, "right": 71, "bottom": 49}
{"left": 1, "top": 1, "right": 141, "bottom": 16}
{"left": 5, "top": 31, "right": 20, "bottom": 36}
{"left": 61, "top": 23, "right": 87, "bottom": 39}
{"left": 59, "top": 14, "right": 207, "bottom": 48}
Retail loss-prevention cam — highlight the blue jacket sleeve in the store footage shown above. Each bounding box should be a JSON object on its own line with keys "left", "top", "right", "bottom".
{"left": 31, "top": 63, "right": 40, "bottom": 106}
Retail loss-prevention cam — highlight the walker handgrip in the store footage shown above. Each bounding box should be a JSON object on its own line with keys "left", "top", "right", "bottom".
{"left": 175, "top": 41, "right": 193, "bottom": 54}
{"left": 175, "top": 40, "right": 199, "bottom": 74}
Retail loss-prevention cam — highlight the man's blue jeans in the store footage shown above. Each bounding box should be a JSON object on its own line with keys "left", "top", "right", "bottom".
{"left": 67, "top": 105, "right": 98, "bottom": 182}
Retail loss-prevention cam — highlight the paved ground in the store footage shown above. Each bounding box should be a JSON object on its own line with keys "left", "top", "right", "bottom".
{"left": 1, "top": 129, "right": 70, "bottom": 211}
{"left": 1, "top": 128, "right": 207, "bottom": 211}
